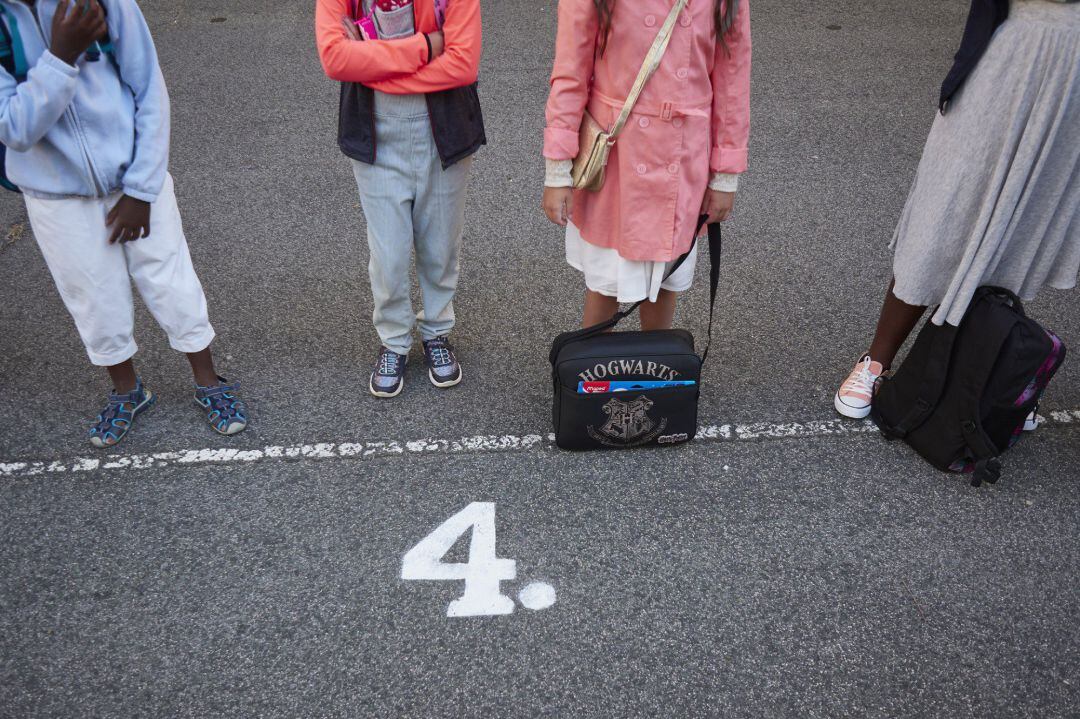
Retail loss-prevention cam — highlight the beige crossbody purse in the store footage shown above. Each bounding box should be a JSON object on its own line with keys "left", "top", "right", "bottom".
{"left": 571, "top": 0, "right": 690, "bottom": 192}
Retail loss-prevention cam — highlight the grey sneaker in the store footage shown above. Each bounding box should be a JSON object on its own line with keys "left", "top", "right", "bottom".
{"left": 422, "top": 336, "right": 462, "bottom": 388}
{"left": 370, "top": 347, "right": 407, "bottom": 398}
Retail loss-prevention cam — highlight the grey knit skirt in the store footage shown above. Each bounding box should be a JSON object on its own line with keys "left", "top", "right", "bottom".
{"left": 891, "top": 0, "right": 1080, "bottom": 326}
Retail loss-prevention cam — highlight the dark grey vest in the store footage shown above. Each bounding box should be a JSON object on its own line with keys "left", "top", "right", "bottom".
{"left": 337, "top": 82, "right": 486, "bottom": 169}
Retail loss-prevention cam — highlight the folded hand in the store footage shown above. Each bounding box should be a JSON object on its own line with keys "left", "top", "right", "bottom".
{"left": 427, "top": 30, "right": 445, "bottom": 59}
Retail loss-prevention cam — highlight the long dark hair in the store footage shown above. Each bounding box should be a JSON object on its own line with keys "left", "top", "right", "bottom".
{"left": 595, "top": 0, "right": 740, "bottom": 55}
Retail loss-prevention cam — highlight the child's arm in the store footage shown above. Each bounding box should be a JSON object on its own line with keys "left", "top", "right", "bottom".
{"left": 316, "top": 0, "right": 432, "bottom": 84}
{"left": 105, "top": 0, "right": 170, "bottom": 203}
{"left": 0, "top": 54, "right": 80, "bottom": 151}
{"left": 542, "top": 0, "right": 599, "bottom": 162}
{"left": 0, "top": 0, "right": 106, "bottom": 150}
{"left": 709, "top": 0, "right": 751, "bottom": 176}
{"left": 366, "top": 0, "right": 481, "bottom": 94}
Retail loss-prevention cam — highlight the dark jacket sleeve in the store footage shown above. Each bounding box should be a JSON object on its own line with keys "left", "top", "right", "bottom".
{"left": 938, "top": 0, "right": 1010, "bottom": 112}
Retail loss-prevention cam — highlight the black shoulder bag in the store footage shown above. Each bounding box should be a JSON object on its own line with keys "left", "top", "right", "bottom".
{"left": 549, "top": 218, "right": 721, "bottom": 450}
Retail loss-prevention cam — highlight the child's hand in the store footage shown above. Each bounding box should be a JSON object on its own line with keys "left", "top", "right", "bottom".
{"left": 701, "top": 189, "right": 735, "bottom": 224}
{"left": 543, "top": 186, "right": 574, "bottom": 227}
{"left": 50, "top": 0, "right": 108, "bottom": 66}
{"left": 106, "top": 195, "right": 151, "bottom": 244}
{"left": 427, "top": 30, "right": 445, "bottom": 59}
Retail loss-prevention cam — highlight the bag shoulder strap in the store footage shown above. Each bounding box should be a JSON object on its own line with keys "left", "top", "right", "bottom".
{"left": 881, "top": 324, "right": 959, "bottom": 438}
{"left": 607, "top": 0, "right": 688, "bottom": 141}
{"left": 96, "top": 1, "right": 114, "bottom": 55}
{"left": 954, "top": 294, "right": 1028, "bottom": 485}
{"left": 549, "top": 216, "right": 721, "bottom": 364}
{"left": 0, "top": 7, "right": 28, "bottom": 82}
{"left": 350, "top": 0, "right": 371, "bottom": 20}
{"left": 0, "top": 18, "right": 14, "bottom": 80}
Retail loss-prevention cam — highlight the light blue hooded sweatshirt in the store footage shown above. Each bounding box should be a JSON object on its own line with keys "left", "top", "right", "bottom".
{"left": 0, "top": 0, "right": 169, "bottom": 201}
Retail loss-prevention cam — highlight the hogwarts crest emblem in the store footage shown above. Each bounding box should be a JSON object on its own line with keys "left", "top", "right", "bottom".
{"left": 587, "top": 395, "right": 668, "bottom": 447}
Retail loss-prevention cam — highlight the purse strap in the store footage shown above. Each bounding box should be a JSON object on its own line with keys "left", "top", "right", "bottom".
{"left": 607, "top": 0, "right": 690, "bottom": 142}
{"left": 549, "top": 216, "right": 723, "bottom": 364}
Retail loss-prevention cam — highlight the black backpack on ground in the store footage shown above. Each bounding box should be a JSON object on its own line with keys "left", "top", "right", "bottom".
{"left": 871, "top": 286, "right": 1066, "bottom": 486}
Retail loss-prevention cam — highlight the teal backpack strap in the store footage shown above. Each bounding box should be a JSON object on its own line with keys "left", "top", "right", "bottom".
{"left": 0, "top": 5, "right": 27, "bottom": 193}
{"left": 85, "top": 0, "right": 113, "bottom": 63}
{"left": 0, "top": 6, "right": 29, "bottom": 82}
{"left": 0, "top": 10, "right": 12, "bottom": 78}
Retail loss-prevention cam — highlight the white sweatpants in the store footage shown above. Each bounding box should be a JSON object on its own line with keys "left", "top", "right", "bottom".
{"left": 25, "top": 174, "right": 215, "bottom": 366}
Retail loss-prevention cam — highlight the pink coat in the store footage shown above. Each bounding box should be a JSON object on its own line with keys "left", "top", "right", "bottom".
{"left": 544, "top": 0, "right": 751, "bottom": 262}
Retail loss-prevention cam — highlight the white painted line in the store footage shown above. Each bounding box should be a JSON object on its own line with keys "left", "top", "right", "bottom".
{"left": 1, "top": 410, "right": 1077, "bottom": 480}
{"left": 1049, "top": 410, "right": 1078, "bottom": 423}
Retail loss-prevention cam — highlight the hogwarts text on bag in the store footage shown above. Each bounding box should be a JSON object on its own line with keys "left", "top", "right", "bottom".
{"left": 577, "top": 359, "right": 681, "bottom": 383}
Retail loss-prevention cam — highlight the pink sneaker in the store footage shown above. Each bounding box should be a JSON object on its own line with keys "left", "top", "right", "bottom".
{"left": 834, "top": 356, "right": 885, "bottom": 419}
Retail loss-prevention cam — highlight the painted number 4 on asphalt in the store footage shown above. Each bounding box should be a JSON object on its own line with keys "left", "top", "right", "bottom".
{"left": 401, "top": 502, "right": 556, "bottom": 617}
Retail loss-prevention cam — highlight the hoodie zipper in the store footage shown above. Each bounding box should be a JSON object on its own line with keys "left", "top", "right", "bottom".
{"left": 23, "top": 0, "right": 108, "bottom": 196}
{"left": 65, "top": 102, "right": 107, "bottom": 195}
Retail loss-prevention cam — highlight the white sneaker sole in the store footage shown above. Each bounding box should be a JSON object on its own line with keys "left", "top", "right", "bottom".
{"left": 370, "top": 375, "right": 405, "bottom": 399}
{"left": 834, "top": 392, "right": 871, "bottom": 420}
{"left": 428, "top": 366, "right": 462, "bottom": 389}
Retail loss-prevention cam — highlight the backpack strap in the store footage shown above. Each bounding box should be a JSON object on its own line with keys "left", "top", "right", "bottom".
{"left": 961, "top": 423, "right": 1003, "bottom": 487}
{"left": 549, "top": 216, "right": 722, "bottom": 364}
{"left": 84, "top": 1, "right": 113, "bottom": 63}
{"left": 951, "top": 292, "right": 1026, "bottom": 486}
{"left": 880, "top": 323, "right": 959, "bottom": 439}
{"left": 0, "top": 7, "right": 28, "bottom": 82}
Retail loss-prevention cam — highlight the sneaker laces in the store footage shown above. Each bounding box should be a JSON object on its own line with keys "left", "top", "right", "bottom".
{"left": 378, "top": 349, "right": 402, "bottom": 376}
{"left": 842, "top": 357, "right": 879, "bottom": 397}
{"left": 426, "top": 338, "right": 454, "bottom": 367}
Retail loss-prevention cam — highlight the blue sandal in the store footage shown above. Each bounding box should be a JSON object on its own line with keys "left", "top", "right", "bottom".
{"left": 194, "top": 377, "right": 248, "bottom": 435}
{"left": 88, "top": 379, "right": 156, "bottom": 448}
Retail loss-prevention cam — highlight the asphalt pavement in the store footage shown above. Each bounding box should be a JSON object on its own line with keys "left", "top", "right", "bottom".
{"left": 1, "top": 1, "right": 1078, "bottom": 716}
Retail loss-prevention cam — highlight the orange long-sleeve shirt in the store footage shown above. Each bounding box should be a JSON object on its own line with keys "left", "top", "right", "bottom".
{"left": 315, "top": 0, "right": 482, "bottom": 94}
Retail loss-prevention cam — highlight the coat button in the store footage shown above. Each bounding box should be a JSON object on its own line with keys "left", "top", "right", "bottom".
{"left": 672, "top": 117, "right": 684, "bottom": 128}
{"left": 668, "top": 163, "right": 679, "bottom": 175}
{"left": 636, "top": 163, "right": 648, "bottom": 175}
{"left": 638, "top": 117, "right": 650, "bottom": 128}
{"left": 645, "top": 14, "right": 656, "bottom": 27}
{"left": 676, "top": 68, "right": 688, "bottom": 80}
{"left": 679, "top": 13, "right": 692, "bottom": 27}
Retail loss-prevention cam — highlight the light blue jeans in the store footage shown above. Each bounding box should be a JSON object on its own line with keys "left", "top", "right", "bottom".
{"left": 351, "top": 92, "right": 473, "bottom": 356}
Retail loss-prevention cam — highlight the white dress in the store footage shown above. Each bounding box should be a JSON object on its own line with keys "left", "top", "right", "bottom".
{"left": 564, "top": 221, "right": 697, "bottom": 303}
{"left": 547, "top": 159, "right": 738, "bottom": 303}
